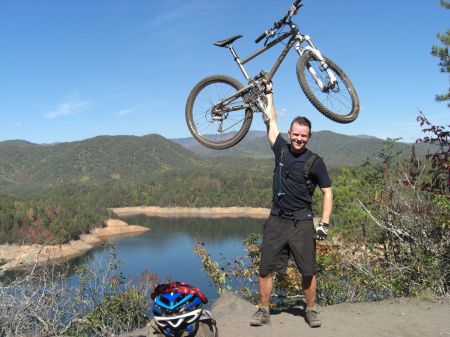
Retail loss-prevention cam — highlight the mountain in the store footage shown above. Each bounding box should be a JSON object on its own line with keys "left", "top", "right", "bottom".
{"left": 0, "top": 134, "right": 200, "bottom": 195}
{"left": 0, "top": 131, "right": 433, "bottom": 196}
{"left": 172, "top": 131, "right": 270, "bottom": 159}
{"left": 172, "top": 130, "right": 430, "bottom": 167}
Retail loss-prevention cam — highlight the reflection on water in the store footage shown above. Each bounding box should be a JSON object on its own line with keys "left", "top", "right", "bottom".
{"left": 71, "top": 216, "right": 264, "bottom": 302}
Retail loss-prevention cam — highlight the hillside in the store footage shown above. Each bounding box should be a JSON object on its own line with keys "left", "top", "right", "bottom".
{"left": 0, "top": 134, "right": 200, "bottom": 195}
{"left": 172, "top": 130, "right": 430, "bottom": 166}
{"left": 0, "top": 130, "right": 431, "bottom": 196}
{"left": 172, "top": 131, "right": 271, "bottom": 159}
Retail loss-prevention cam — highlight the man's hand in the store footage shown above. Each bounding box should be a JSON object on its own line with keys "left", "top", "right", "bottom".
{"left": 263, "top": 81, "right": 273, "bottom": 95}
{"left": 315, "top": 222, "right": 329, "bottom": 240}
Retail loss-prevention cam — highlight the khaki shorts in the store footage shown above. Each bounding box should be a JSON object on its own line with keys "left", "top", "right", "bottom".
{"left": 259, "top": 215, "right": 316, "bottom": 277}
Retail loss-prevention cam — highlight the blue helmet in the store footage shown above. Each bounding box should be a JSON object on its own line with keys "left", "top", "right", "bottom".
{"left": 151, "top": 282, "right": 208, "bottom": 337}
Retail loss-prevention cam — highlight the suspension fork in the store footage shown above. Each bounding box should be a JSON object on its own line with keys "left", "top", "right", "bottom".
{"left": 294, "top": 34, "right": 337, "bottom": 91}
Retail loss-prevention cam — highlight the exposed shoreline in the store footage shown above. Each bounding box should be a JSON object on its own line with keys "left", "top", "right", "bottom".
{"left": 112, "top": 206, "right": 270, "bottom": 218}
{"left": 0, "top": 207, "right": 271, "bottom": 273}
{"left": 0, "top": 219, "right": 149, "bottom": 273}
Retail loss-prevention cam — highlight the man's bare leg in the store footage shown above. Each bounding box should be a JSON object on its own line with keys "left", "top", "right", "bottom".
{"left": 259, "top": 273, "right": 273, "bottom": 307}
{"left": 250, "top": 274, "right": 272, "bottom": 326}
{"left": 302, "top": 274, "right": 316, "bottom": 308}
{"left": 302, "top": 274, "right": 321, "bottom": 327}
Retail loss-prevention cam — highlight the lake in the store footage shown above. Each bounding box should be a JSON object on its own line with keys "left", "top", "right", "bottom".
{"left": 68, "top": 215, "right": 264, "bottom": 302}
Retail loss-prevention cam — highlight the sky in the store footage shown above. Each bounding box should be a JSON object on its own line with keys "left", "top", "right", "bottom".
{"left": 0, "top": 0, "right": 448, "bottom": 144}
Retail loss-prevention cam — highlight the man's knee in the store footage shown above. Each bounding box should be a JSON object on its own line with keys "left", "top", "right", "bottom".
{"left": 302, "top": 274, "right": 315, "bottom": 287}
{"left": 259, "top": 272, "right": 272, "bottom": 280}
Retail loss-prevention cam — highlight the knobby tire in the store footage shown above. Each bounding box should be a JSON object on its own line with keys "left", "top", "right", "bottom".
{"left": 185, "top": 75, "right": 253, "bottom": 150}
{"left": 296, "top": 51, "right": 360, "bottom": 123}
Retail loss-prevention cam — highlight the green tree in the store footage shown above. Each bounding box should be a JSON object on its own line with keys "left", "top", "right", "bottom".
{"left": 432, "top": 0, "right": 450, "bottom": 105}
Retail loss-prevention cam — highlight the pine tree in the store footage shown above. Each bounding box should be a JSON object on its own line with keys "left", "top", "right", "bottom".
{"left": 431, "top": 0, "right": 450, "bottom": 105}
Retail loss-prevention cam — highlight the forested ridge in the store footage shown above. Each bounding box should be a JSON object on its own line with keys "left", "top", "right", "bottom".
{"left": 0, "top": 134, "right": 198, "bottom": 196}
{"left": 174, "top": 129, "right": 433, "bottom": 165}
{"left": 0, "top": 130, "right": 433, "bottom": 196}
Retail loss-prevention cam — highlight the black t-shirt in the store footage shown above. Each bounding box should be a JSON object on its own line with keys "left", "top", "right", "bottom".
{"left": 271, "top": 134, "right": 331, "bottom": 213}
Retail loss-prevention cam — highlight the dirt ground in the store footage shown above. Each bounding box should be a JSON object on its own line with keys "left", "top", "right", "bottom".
{"left": 120, "top": 292, "right": 450, "bottom": 337}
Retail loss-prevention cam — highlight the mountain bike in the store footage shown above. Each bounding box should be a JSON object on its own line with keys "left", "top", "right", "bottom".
{"left": 185, "top": 0, "right": 360, "bottom": 150}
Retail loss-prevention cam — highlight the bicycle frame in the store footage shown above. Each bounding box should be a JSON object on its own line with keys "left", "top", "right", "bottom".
{"left": 213, "top": 22, "right": 338, "bottom": 115}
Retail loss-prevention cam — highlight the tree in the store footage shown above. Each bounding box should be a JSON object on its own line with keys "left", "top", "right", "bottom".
{"left": 431, "top": 0, "right": 450, "bottom": 105}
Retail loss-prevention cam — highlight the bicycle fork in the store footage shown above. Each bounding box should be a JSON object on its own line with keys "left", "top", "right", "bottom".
{"left": 294, "top": 35, "right": 338, "bottom": 92}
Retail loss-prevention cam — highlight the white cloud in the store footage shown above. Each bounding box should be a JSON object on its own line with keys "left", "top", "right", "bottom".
{"left": 148, "top": 1, "right": 226, "bottom": 30}
{"left": 279, "top": 108, "right": 287, "bottom": 117}
{"left": 117, "top": 109, "right": 132, "bottom": 117}
{"left": 43, "top": 99, "right": 91, "bottom": 119}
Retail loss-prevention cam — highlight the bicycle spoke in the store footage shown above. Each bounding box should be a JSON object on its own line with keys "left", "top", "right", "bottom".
{"left": 190, "top": 80, "right": 248, "bottom": 143}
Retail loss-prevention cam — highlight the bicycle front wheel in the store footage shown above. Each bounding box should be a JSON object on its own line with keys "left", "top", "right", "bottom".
{"left": 185, "top": 75, "right": 253, "bottom": 150}
{"left": 296, "top": 51, "right": 360, "bottom": 123}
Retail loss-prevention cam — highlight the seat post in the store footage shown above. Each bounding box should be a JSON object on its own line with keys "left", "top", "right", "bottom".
{"left": 227, "top": 45, "right": 251, "bottom": 81}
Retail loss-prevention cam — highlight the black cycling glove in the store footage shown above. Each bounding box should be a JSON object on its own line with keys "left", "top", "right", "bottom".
{"left": 315, "top": 222, "right": 329, "bottom": 240}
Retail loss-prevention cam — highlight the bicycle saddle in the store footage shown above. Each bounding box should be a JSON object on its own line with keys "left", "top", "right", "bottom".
{"left": 213, "top": 35, "right": 243, "bottom": 47}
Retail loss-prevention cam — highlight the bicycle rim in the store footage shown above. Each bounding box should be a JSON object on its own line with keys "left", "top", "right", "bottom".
{"left": 185, "top": 75, "right": 253, "bottom": 149}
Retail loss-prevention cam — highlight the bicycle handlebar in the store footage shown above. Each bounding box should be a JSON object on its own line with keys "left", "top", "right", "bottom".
{"left": 255, "top": 31, "right": 268, "bottom": 44}
{"left": 254, "top": 0, "right": 302, "bottom": 44}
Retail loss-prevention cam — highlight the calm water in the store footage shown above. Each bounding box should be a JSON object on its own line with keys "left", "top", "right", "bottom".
{"left": 69, "top": 215, "right": 264, "bottom": 302}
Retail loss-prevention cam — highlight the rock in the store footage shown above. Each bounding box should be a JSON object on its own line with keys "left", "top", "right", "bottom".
{"left": 91, "top": 224, "right": 149, "bottom": 238}
{"left": 106, "top": 219, "right": 129, "bottom": 227}
{"left": 80, "top": 233, "right": 102, "bottom": 245}
{"left": 211, "top": 290, "right": 255, "bottom": 316}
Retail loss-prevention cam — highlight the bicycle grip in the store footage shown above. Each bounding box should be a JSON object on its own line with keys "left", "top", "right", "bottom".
{"left": 255, "top": 31, "right": 267, "bottom": 44}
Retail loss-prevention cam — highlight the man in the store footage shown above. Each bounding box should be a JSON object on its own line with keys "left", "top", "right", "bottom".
{"left": 250, "top": 83, "right": 333, "bottom": 328}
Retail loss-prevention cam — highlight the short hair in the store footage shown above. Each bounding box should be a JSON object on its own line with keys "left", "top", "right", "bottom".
{"left": 290, "top": 116, "right": 312, "bottom": 136}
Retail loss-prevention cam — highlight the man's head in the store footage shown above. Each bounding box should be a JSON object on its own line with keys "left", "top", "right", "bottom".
{"left": 288, "top": 116, "right": 312, "bottom": 153}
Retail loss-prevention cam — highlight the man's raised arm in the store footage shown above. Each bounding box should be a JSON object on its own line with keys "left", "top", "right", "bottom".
{"left": 264, "top": 84, "right": 280, "bottom": 147}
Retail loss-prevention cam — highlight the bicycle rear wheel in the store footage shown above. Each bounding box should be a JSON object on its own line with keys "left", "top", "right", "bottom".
{"left": 185, "top": 75, "right": 253, "bottom": 150}
{"left": 296, "top": 51, "right": 359, "bottom": 123}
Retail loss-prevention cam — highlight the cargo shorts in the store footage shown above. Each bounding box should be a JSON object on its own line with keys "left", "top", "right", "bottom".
{"left": 259, "top": 214, "right": 317, "bottom": 277}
